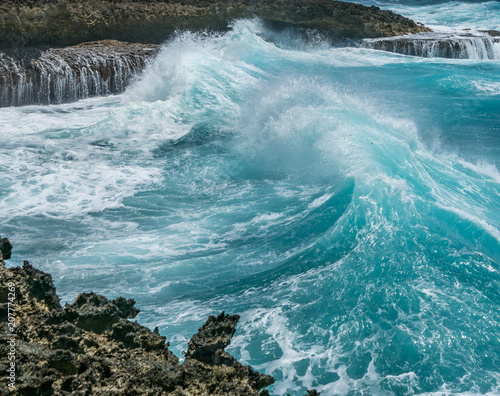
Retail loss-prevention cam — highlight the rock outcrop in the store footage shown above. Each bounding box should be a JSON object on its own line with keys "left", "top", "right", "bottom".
{"left": 0, "top": 40, "right": 158, "bottom": 106}
{"left": 361, "top": 30, "right": 500, "bottom": 59}
{"left": 0, "top": 252, "right": 275, "bottom": 395}
{"left": 0, "top": 237, "right": 12, "bottom": 260}
{"left": 0, "top": 0, "right": 429, "bottom": 49}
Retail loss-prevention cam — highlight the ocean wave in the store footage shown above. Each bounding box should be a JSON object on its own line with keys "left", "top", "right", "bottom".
{"left": 1, "top": 19, "right": 499, "bottom": 395}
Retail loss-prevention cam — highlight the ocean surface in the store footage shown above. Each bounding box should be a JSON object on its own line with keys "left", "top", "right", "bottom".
{"left": 1, "top": 0, "right": 499, "bottom": 394}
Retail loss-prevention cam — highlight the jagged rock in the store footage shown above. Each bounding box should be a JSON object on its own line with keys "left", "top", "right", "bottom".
{"left": 179, "top": 312, "right": 275, "bottom": 394}
{"left": 0, "top": 236, "right": 12, "bottom": 260}
{"left": 0, "top": 253, "right": 276, "bottom": 395}
{"left": 0, "top": 0, "right": 429, "bottom": 50}
{"left": 185, "top": 312, "right": 240, "bottom": 365}
{"left": 64, "top": 292, "right": 140, "bottom": 333}
{"left": 20, "top": 260, "right": 62, "bottom": 311}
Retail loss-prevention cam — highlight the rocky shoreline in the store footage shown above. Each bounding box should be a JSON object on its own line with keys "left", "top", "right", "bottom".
{"left": 0, "top": 0, "right": 431, "bottom": 107}
{"left": 0, "top": 238, "right": 288, "bottom": 395}
{"left": 0, "top": 0, "right": 428, "bottom": 49}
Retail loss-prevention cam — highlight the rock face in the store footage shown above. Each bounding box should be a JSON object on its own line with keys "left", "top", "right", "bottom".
{"left": 0, "top": 237, "right": 12, "bottom": 260}
{"left": 0, "top": 256, "right": 275, "bottom": 395}
{"left": 0, "top": 40, "right": 159, "bottom": 107}
{"left": 0, "top": 0, "right": 429, "bottom": 49}
{"left": 361, "top": 31, "right": 500, "bottom": 59}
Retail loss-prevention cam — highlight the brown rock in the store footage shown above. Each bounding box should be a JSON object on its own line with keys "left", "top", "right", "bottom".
{"left": 0, "top": 0, "right": 429, "bottom": 49}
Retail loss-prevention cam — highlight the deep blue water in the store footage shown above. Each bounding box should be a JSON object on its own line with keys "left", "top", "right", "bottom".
{"left": 1, "top": 1, "right": 499, "bottom": 395}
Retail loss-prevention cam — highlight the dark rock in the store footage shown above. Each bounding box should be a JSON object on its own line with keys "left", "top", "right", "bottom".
{"left": 185, "top": 311, "right": 240, "bottom": 365}
{"left": 479, "top": 29, "right": 500, "bottom": 37}
{"left": 0, "top": 236, "right": 12, "bottom": 260}
{"left": 180, "top": 312, "right": 275, "bottom": 394}
{"left": 47, "top": 349, "right": 80, "bottom": 375}
{"left": 65, "top": 292, "right": 139, "bottom": 333}
{"left": 0, "top": 254, "right": 275, "bottom": 395}
{"left": 21, "top": 260, "right": 62, "bottom": 311}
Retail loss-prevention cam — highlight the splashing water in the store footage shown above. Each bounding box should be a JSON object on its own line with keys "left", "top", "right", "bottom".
{"left": 0, "top": 12, "right": 499, "bottom": 396}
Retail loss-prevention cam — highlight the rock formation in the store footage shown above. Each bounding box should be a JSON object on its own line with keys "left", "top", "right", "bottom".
{"left": 0, "top": 0, "right": 429, "bottom": 49}
{"left": 0, "top": 237, "right": 12, "bottom": 260}
{"left": 0, "top": 40, "right": 158, "bottom": 106}
{"left": 361, "top": 30, "right": 500, "bottom": 59}
{"left": 0, "top": 250, "right": 276, "bottom": 395}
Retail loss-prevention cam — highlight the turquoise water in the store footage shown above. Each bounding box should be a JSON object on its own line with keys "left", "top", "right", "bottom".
{"left": 1, "top": 1, "right": 500, "bottom": 394}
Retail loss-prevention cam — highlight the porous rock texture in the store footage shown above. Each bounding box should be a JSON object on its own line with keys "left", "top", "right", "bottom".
{"left": 0, "top": 0, "right": 429, "bottom": 49}
{"left": 0, "top": 252, "right": 275, "bottom": 395}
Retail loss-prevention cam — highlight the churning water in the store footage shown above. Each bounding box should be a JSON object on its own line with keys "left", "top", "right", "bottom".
{"left": 1, "top": 1, "right": 499, "bottom": 394}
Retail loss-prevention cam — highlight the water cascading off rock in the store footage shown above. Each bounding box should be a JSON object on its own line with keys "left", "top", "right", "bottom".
{"left": 361, "top": 31, "right": 500, "bottom": 59}
{"left": 0, "top": 40, "right": 159, "bottom": 107}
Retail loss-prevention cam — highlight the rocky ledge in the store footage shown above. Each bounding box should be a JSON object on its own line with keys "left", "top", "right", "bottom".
{"left": 0, "top": 237, "right": 280, "bottom": 395}
{"left": 0, "top": 0, "right": 429, "bottom": 49}
{"left": 0, "top": 40, "right": 159, "bottom": 107}
{"left": 361, "top": 30, "right": 500, "bottom": 60}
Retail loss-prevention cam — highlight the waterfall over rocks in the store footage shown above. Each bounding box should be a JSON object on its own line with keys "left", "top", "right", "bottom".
{"left": 0, "top": 40, "right": 159, "bottom": 107}
{"left": 361, "top": 31, "right": 500, "bottom": 60}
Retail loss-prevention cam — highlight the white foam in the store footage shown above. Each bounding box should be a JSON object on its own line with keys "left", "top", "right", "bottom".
{"left": 472, "top": 80, "right": 500, "bottom": 96}
{"left": 380, "top": 1, "right": 500, "bottom": 32}
{"left": 457, "top": 160, "right": 500, "bottom": 184}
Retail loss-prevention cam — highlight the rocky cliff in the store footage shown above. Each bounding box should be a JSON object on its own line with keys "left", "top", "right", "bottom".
{"left": 0, "top": 0, "right": 429, "bottom": 49}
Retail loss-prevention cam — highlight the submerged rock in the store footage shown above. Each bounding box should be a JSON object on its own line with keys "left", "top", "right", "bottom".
{"left": 0, "top": 0, "right": 429, "bottom": 49}
{"left": 0, "top": 40, "right": 159, "bottom": 107}
{"left": 0, "top": 253, "right": 274, "bottom": 395}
